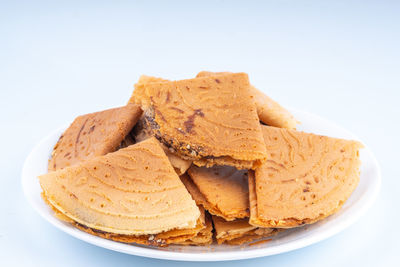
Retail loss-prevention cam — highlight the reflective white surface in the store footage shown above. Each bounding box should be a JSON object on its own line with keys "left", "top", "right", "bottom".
{"left": 21, "top": 109, "right": 381, "bottom": 261}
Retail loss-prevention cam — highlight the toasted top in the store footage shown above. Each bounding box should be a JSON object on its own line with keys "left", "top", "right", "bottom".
{"left": 131, "top": 73, "right": 267, "bottom": 167}
{"left": 197, "top": 71, "right": 298, "bottom": 129}
{"left": 39, "top": 138, "right": 200, "bottom": 235}
{"left": 254, "top": 126, "right": 362, "bottom": 225}
{"left": 49, "top": 104, "right": 142, "bottom": 171}
{"left": 187, "top": 165, "right": 250, "bottom": 219}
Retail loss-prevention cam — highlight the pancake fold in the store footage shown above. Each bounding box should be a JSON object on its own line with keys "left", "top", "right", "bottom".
{"left": 39, "top": 137, "right": 201, "bottom": 242}
{"left": 249, "top": 125, "right": 363, "bottom": 228}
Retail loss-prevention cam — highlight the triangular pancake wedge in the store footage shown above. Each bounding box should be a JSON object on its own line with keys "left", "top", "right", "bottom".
{"left": 130, "top": 73, "right": 267, "bottom": 170}
{"left": 49, "top": 104, "right": 142, "bottom": 171}
{"left": 197, "top": 71, "right": 298, "bottom": 129}
{"left": 39, "top": 137, "right": 201, "bottom": 237}
{"left": 186, "top": 165, "right": 250, "bottom": 221}
{"left": 249, "top": 125, "right": 363, "bottom": 228}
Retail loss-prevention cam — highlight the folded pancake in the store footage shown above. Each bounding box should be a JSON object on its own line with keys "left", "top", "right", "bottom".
{"left": 127, "top": 76, "right": 193, "bottom": 175}
{"left": 212, "top": 216, "right": 278, "bottom": 245}
{"left": 184, "top": 165, "right": 249, "bottom": 221}
{"left": 196, "top": 71, "right": 298, "bottom": 129}
{"left": 49, "top": 104, "right": 142, "bottom": 171}
{"left": 130, "top": 73, "right": 267, "bottom": 170}
{"left": 39, "top": 138, "right": 201, "bottom": 241}
{"left": 249, "top": 125, "right": 363, "bottom": 228}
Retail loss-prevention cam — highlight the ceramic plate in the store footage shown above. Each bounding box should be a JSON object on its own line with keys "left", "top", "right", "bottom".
{"left": 21, "top": 109, "right": 381, "bottom": 261}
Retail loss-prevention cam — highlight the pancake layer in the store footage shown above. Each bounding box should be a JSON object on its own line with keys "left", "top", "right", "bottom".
{"left": 40, "top": 138, "right": 200, "bottom": 236}
{"left": 49, "top": 104, "right": 142, "bottom": 171}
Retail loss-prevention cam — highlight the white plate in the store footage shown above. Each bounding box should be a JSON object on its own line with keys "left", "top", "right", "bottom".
{"left": 21, "top": 109, "right": 381, "bottom": 261}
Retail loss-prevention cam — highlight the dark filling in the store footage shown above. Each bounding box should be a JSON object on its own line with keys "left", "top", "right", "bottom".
{"left": 132, "top": 109, "right": 205, "bottom": 160}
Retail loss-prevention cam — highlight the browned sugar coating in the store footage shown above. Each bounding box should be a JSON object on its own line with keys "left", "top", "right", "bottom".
{"left": 39, "top": 137, "right": 200, "bottom": 236}
{"left": 130, "top": 73, "right": 267, "bottom": 170}
{"left": 49, "top": 104, "right": 142, "bottom": 171}
{"left": 187, "top": 165, "right": 250, "bottom": 220}
{"left": 249, "top": 125, "right": 362, "bottom": 228}
{"left": 196, "top": 71, "right": 298, "bottom": 129}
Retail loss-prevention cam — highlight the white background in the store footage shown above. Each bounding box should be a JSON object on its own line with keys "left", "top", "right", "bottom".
{"left": 1, "top": 1, "right": 399, "bottom": 266}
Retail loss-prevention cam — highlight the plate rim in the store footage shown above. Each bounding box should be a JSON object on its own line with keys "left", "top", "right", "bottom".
{"left": 21, "top": 109, "right": 381, "bottom": 261}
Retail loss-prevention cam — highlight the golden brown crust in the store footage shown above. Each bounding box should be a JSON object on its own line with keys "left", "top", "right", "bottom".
{"left": 49, "top": 104, "right": 142, "bottom": 171}
{"left": 131, "top": 73, "right": 267, "bottom": 170}
{"left": 249, "top": 126, "right": 362, "bottom": 228}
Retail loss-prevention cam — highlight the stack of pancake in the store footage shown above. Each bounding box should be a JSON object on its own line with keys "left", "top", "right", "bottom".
{"left": 38, "top": 72, "right": 362, "bottom": 246}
